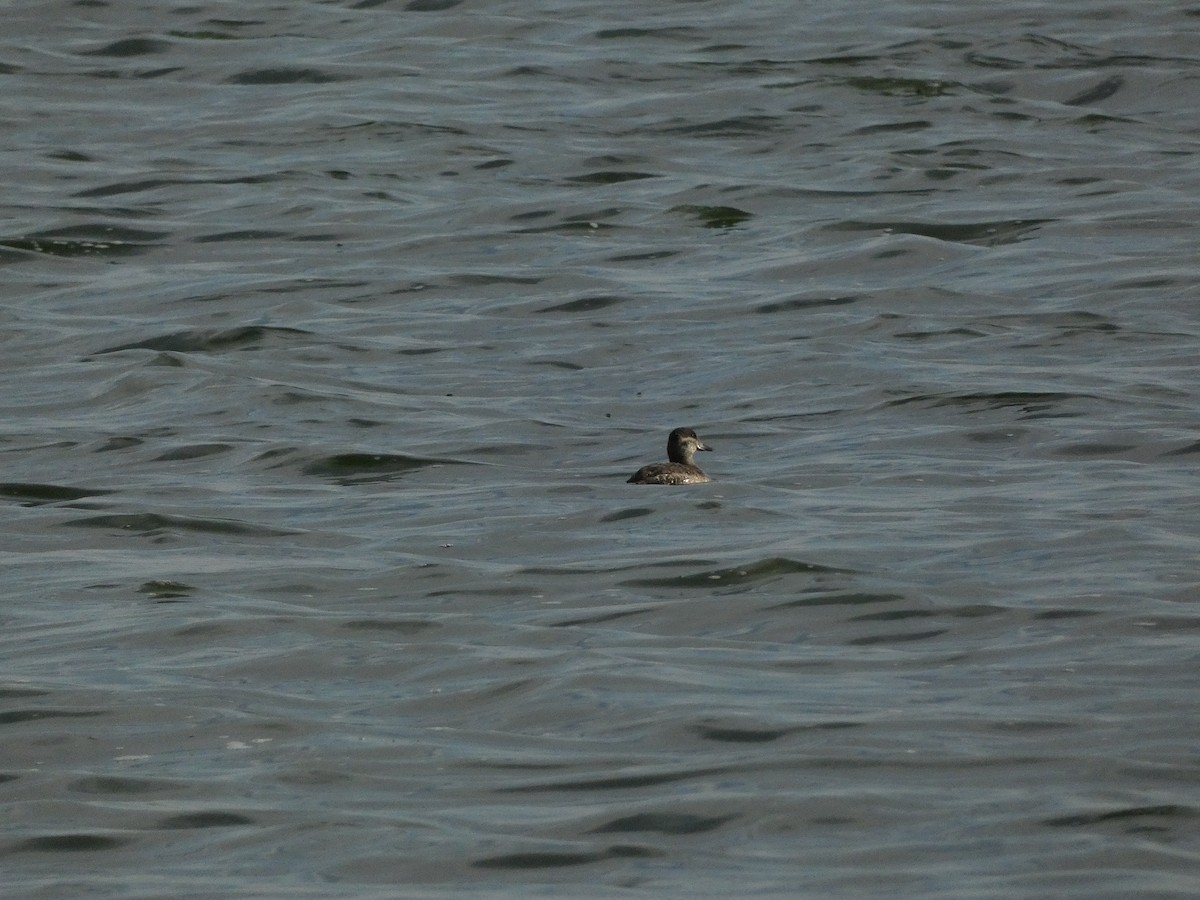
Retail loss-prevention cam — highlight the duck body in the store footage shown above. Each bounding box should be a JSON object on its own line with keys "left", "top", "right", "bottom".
{"left": 627, "top": 427, "right": 713, "bottom": 485}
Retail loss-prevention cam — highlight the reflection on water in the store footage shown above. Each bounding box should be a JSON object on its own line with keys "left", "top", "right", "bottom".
{"left": 2, "top": 0, "right": 1199, "bottom": 896}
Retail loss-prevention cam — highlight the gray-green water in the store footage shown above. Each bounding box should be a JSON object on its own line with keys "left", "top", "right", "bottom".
{"left": 3, "top": 1, "right": 1199, "bottom": 896}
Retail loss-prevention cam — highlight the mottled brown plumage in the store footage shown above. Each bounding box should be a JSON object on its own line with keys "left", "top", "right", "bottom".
{"left": 627, "top": 427, "right": 713, "bottom": 485}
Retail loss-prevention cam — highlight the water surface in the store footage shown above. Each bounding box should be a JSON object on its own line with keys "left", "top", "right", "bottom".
{"left": 2, "top": 1, "right": 1199, "bottom": 897}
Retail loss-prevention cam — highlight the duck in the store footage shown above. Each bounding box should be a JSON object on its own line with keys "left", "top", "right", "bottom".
{"left": 627, "top": 427, "right": 713, "bottom": 485}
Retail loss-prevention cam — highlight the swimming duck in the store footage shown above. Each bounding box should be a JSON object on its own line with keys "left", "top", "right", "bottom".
{"left": 627, "top": 427, "right": 713, "bottom": 485}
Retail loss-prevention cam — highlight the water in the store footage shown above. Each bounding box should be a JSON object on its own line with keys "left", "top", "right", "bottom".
{"left": 2, "top": 1, "right": 1198, "bottom": 896}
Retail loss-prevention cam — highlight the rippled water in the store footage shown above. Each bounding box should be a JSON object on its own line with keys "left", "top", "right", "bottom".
{"left": 3, "top": 1, "right": 1199, "bottom": 896}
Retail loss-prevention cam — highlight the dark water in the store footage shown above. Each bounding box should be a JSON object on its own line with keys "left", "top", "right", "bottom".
{"left": 3, "top": 1, "right": 1199, "bottom": 896}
